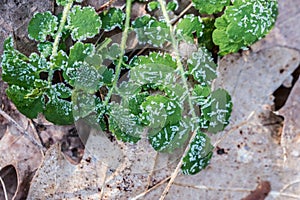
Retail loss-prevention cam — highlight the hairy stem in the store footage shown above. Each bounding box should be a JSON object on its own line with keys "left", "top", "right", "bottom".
{"left": 51, "top": 0, "right": 73, "bottom": 57}
{"left": 157, "top": 1, "right": 200, "bottom": 199}
{"left": 48, "top": 0, "right": 73, "bottom": 85}
{"left": 102, "top": 0, "right": 132, "bottom": 108}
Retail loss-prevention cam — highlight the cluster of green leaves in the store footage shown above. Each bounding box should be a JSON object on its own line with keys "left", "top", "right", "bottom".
{"left": 0, "top": 0, "right": 277, "bottom": 175}
{"left": 139, "top": 0, "right": 278, "bottom": 54}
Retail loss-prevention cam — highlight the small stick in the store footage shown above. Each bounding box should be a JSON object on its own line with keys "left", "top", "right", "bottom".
{"left": 0, "top": 108, "right": 46, "bottom": 152}
{"left": 131, "top": 176, "right": 171, "bottom": 200}
{"left": 0, "top": 176, "right": 8, "bottom": 200}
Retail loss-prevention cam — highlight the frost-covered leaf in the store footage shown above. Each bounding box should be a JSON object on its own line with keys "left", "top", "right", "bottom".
{"left": 141, "top": 95, "right": 182, "bottom": 128}
{"left": 99, "top": 8, "right": 125, "bottom": 31}
{"left": 109, "top": 103, "right": 143, "bottom": 143}
{"left": 72, "top": 90, "right": 97, "bottom": 120}
{"left": 28, "top": 11, "right": 58, "bottom": 42}
{"left": 192, "top": 84, "right": 211, "bottom": 106}
{"left": 187, "top": 47, "right": 217, "bottom": 86}
{"left": 167, "top": 1, "right": 178, "bottom": 11}
{"left": 37, "top": 41, "right": 53, "bottom": 57}
{"left": 129, "top": 62, "right": 176, "bottom": 89}
{"left": 44, "top": 87, "right": 74, "bottom": 125}
{"left": 6, "top": 85, "right": 44, "bottom": 119}
{"left": 67, "top": 5, "right": 101, "bottom": 41}
{"left": 200, "top": 89, "right": 232, "bottom": 133}
{"left": 51, "top": 50, "right": 68, "bottom": 70}
{"left": 64, "top": 42, "right": 95, "bottom": 85}
{"left": 127, "top": 92, "right": 149, "bottom": 115}
{"left": 192, "top": 0, "right": 230, "bottom": 14}
{"left": 98, "top": 43, "right": 122, "bottom": 61}
{"left": 176, "top": 14, "right": 204, "bottom": 43}
{"left": 56, "top": 0, "right": 67, "bottom": 6}
{"left": 53, "top": 83, "right": 72, "bottom": 99}
{"left": 132, "top": 15, "right": 171, "bottom": 47}
{"left": 130, "top": 52, "right": 177, "bottom": 69}
{"left": 198, "top": 17, "right": 215, "bottom": 50}
{"left": 1, "top": 37, "right": 38, "bottom": 88}
{"left": 213, "top": 0, "right": 278, "bottom": 55}
{"left": 148, "top": 118, "right": 190, "bottom": 152}
{"left": 181, "top": 131, "right": 213, "bottom": 175}
{"left": 148, "top": 1, "right": 159, "bottom": 11}
{"left": 68, "top": 42, "right": 95, "bottom": 67}
{"left": 73, "top": 62, "right": 104, "bottom": 93}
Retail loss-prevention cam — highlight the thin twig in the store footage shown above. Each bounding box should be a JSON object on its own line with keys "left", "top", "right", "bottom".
{"left": 213, "top": 111, "right": 255, "bottom": 148}
{"left": 170, "top": 3, "right": 193, "bottom": 25}
{"left": 131, "top": 176, "right": 171, "bottom": 200}
{"left": 0, "top": 176, "right": 8, "bottom": 200}
{"left": 29, "top": 120, "right": 45, "bottom": 156}
{"left": 0, "top": 108, "right": 46, "bottom": 152}
{"left": 156, "top": 0, "right": 203, "bottom": 199}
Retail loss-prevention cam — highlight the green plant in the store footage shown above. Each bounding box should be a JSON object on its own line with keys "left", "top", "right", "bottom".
{"left": 1, "top": 0, "right": 277, "bottom": 175}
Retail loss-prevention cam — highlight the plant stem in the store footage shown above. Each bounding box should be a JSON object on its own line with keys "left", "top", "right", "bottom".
{"left": 102, "top": 0, "right": 132, "bottom": 108}
{"left": 51, "top": 0, "right": 73, "bottom": 57}
{"left": 48, "top": 0, "right": 73, "bottom": 85}
{"left": 157, "top": 1, "right": 200, "bottom": 199}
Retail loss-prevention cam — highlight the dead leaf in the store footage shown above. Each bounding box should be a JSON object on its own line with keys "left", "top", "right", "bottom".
{"left": 0, "top": 112, "right": 43, "bottom": 199}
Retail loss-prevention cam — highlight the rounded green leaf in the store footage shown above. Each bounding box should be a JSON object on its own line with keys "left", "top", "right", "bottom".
{"left": 99, "top": 8, "right": 125, "bottom": 31}
{"left": 28, "top": 11, "right": 58, "bottom": 42}
{"left": 6, "top": 85, "right": 43, "bottom": 119}
{"left": 181, "top": 131, "right": 213, "bottom": 175}
{"left": 213, "top": 0, "right": 278, "bottom": 55}
{"left": 187, "top": 47, "right": 217, "bottom": 86}
{"left": 200, "top": 89, "right": 232, "bottom": 133}
{"left": 132, "top": 15, "right": 171, "bottom": 47}
{"left": 176, "top": 14, "right": 204, "bottom": 43}
{"left": 192, "top": 0, "right": 230, "bottom": 14}
{"left": 67, "top": 5, "right": 102, "bottom": 41}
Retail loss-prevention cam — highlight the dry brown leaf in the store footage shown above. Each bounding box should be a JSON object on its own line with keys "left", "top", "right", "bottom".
{"left": 137, "top": 47, "right": 300, "bottom": 200}
{"left": 0, "top": 112, "right": 43, "bottom": 199}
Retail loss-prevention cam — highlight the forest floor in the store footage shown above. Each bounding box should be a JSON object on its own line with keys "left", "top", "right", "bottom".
{"left": 0, "top": 0, "right": 300, "bottom": 199}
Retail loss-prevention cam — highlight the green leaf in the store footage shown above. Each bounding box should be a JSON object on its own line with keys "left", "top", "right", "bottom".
{"left": 52, "top": 83, "right": 72, "bottom": 99}
{"left": 198, "top": 17, "right": 215, "bottom": 50}
{"left": 141, "top": 95, "right": 182, "bottom": 128}
{"left": 176, "top": 14, "right": 204, "bottom": 43}
{"left": 192, "top": 84, "right": 211, "bottom": 106}
{"left": 67, "top": 5, "right": 102, "bottom": 41}
{"left": 167, "top": 1, "right": 178, "bottom": 11}
{"left": 44, "top": 88, "right": 74, "bottom": 125}
{"left": 64, "top": 42, "right": 95, "bottom": 85}
{"left": 68, "top": 42, "right": 95, "bottom": 67}
{"left": 181, "top": 131, "right": 213, "bottom": 175}
{"left": 200, "top": 89, "right": 232, "bottom": 133}
{"left": 109, "top": 103, "right": 143, "bottom": 143}
{"left": 72, "top": 90, "right": 97, "bottom": 120}
{"left": 51, "top": 50, "right": 68, "bottom": 70}
{"left": 6, "top": 85, "right": 43, "bottom": 119}
{"left": 148, "top": 1, "right": 160, "bottom": 11}
{"left": 99, "top": 8, "right": 125, "bottom": 31}
{"left": 132, "top": 15, "right": 171, "bottom": 47}
{"left": 56, "top": 0, "right": 68, "bottom": 6}
{"left": 37, "top": 42, "right": 53, "bottom": 57}
{"left": 127, "top": 92, "right": 149, "bottom": 115}
{"left": 192, "top": 0, "right": 230, "bottom": 14}
{"left": 28, "top": 11, "right": 58, "bottom": 42}
{"left": 187, "top": 47, "right": 217, "bottom": 86}
{"left": 148, "top": 118, "right": 190, "bottom": 152}
{"left": 130, "top": 52, "right": 177, "bottom": 69}
{"left": 73, "top": 62, "right": 103, "bottom": 93}
{"left": 213, "top": 0, "right": 278, "bottom": 55}
{"left": 1, "top": 37, "right": 38, "bottom": 88}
